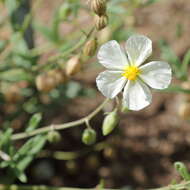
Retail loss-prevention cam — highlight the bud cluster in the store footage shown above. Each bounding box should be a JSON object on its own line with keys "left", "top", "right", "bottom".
{"left": 36, "top": 69, "right": 67, "bottom": 92}
{"left": 91, "top": 0, "right": 108, "bottom": 31}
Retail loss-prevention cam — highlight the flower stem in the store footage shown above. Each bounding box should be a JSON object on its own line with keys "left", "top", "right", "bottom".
{"left": 0, "top": 184, "right": 117, "bottom": 190}
{"left": 11, "top": 98, "right": 109, "bottom": 141}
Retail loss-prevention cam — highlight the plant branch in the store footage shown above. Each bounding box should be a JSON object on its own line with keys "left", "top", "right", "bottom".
{"left": 11, "top": 98, "right": 109, "bottom": 141}
{"left": 149, "top": 181, "right": 190, "bottom": 190}
{"left": 0, "top": 184, "right": 117, "bottom": 190}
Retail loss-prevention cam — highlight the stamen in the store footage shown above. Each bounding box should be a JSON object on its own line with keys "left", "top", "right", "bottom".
{"left": 122, "top": 65, "right": 140, "bottom": 80}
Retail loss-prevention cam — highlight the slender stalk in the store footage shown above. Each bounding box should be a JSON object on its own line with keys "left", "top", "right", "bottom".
{"left": 48, "top": 27, "right": 95, "bottom": 62}
{"left": 149, "top": 181, "right": 190, "bottom": 190}
{"left": 1, "top": 181, "right": 190, "bottom": 190}
{"left": 0, "top": 185, "right": 117, "bottom": 190}
{"left": 11, "top": 98, "right": 109, "bottom": 141}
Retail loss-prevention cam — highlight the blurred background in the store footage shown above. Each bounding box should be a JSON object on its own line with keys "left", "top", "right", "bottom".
{"left": 0, "top": 0, "right": 190, "bottom": 189}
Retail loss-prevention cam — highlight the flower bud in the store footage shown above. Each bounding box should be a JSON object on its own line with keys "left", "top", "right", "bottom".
{"left": 83, "top": 38, "right": 98, "bottom": 57}
{"left": 91, "top": 0, "right": 106, "bottom": 16}
{"left": 36, "top": 73, "right": 57, "bottom": 92}
{"left": 47, "top": 131, "right": 62, "bottom": 144}
{"left": 82, "top": 128, "right": 96, "bottom": 145}
{"left": 65, "top": 55, "right": 81, "bottom": 76}
{"left": 58, "top": 3, "right": 72, "bottom": 21}
{"left": 102, "top": 110, "right": 119, "bottom": 136}
{"left": 95, "top": 15, "right": 108, "bottom": 31}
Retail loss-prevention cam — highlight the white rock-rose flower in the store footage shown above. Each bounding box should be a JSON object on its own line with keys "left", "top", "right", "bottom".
{"left": 96, "top": 35, "right": 172, "bottom": 111}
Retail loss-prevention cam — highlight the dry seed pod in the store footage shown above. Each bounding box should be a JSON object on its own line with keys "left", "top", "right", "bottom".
{"left": 65, "top": 55, "right": 81, "bottom": 76}
{"left": 4, "top": 84, "right": 22, "bottom": 103}
{"left": 36, "top": 73, "right": 57, "bottom": 92}
{"left": 178, "top": 102, "right": 190, "bottom": 120}
{"left": 83, "top": 38, "right": 98, "bottom": 57}
{"left": 95, "top": 15, "right": 108, "bottom": 30}
{"left": 48, "top": 69, "right": 67, "bottom": 85}
{"left": 91, "top": 0, "right": 106, "bottom": 16}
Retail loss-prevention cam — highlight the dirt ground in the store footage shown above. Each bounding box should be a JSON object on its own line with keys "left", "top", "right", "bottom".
{"left": 18, "top": 0, "right": 190, "bottom": 189}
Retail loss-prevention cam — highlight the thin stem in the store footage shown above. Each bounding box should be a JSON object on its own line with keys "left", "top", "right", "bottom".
{"left": 39, "top": 141, "right": 109, "bottom": 160}
{"left": 1, "top": 181, "right": 190, "bottom": 190}
{"left": 0, "top": 185, "right": 117, "bottom": 190}
{"left": 48, "top": 27, "right": 95, "bottom": 62}
{"left": 11, "top": 98, "right": 109, "bottom": 141}
{"left": 149, "top": 181, "right": 190, "bottom": 190}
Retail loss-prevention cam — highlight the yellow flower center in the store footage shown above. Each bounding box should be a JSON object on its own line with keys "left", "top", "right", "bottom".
{"left": 122, "top": 65, "right": 140, "bottom": 80}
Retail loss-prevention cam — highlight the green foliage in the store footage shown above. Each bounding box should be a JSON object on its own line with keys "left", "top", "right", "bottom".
{"left": 26, "top": 113, "right": 42, "bottom": 132}
{"left": 0, "top": 134, "right": 47, "bottom": 183}
{"left": 159, "top": 40, "right": 190, "bottom": 80}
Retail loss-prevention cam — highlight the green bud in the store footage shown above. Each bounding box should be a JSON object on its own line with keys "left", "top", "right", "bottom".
{"left": 47, "top": 131, "right": 61, "bottom": 144}
{"left": 82, "top": 128, "right": 96, "bottom": 145}
{"left": 58, "top": 3, "right": 71, "bottom": 21}
{"left": 102, "top": 110, "right": 119, "bottom": 136}
{"left": 174, "top": 162, "right": 190, "bottom": 181}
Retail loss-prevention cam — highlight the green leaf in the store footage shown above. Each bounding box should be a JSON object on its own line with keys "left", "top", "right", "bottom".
{"left": 5, "top": 0, "right": 18, "bottom": 15}
{"left": 160, "top": 85, "right": 190, "bottom": 94}
{"left": 34, "top": 22, "right": 57, "bottom": 42}
{"left": 17, "top": 155, "right": 33, "bottom": 171}
{"left": 144, "top": 0, "right": 160, "bottom": 6}
{"left": 11, "top": 135, "right": 47, "bottom": 182}
{"left": 0, "top": 68, "right": 33, "bottom": 82}
{"left": 0, "top": 40, "right": 8, "bottom": 53}
{"left": 66, "top": 81, "right": 82, "bottom": 98}
{"left": 13, "top": 135, "right": 46, "bottom": 160}
{"left": 26, "top": 113, "right": 42, "bottom": 133}
{"left": 29, "top": 135, "right": 47, "bottom": 155}
{"left": 0, "top": 161, "right": 10, "bottom": 168}
{"left": 0, "top": 128, "right": 13, "bottom": 149}
{"left": 181, "top": 49, "right": 190, "bottom": 80}
{"left": 23, "top": 97, "right": 39, "bottom": 114}
{"left": 10, "top": 33, "right": 36, "bottom": 68}
{"left": 159, "top": 40, "right": 181, "bottom": 79}
{"left": 13, "top": 167, "right": 27, "bottom": 183}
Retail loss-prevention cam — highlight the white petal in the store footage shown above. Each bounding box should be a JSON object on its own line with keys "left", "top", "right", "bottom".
{"left": 125, "top": 35, "right": 152, "bottom": 66}
{"left": 139, "top": 61, "right": 172, "bottom": 89}
{"left": 123, "top": 80, "right": 152, "bottom": 111}
{"left": 98, "top": 40, "right": 128, "bottom": 70}
{"left": 96, "top": 70, "right": 127, "bottom": 98}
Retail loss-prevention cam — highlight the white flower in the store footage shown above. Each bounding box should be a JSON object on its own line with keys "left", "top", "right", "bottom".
{"left": 96, "top": 35, "right": 172, "bottom": 111}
